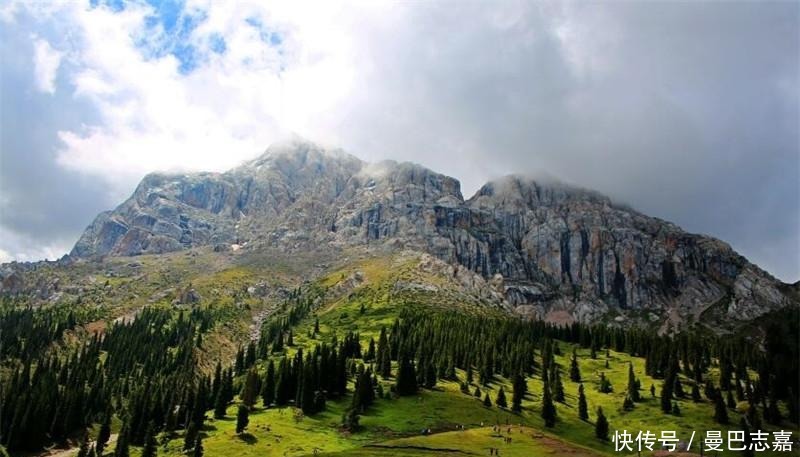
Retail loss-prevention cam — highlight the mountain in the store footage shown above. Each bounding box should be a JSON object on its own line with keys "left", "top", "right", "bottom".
{"left": 63, "top": 138, "right": 796, "bottom": 331}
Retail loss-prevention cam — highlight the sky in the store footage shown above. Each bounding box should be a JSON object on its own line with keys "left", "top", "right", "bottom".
{"left": 0, "top": 0, "right": 798, "bottom": 282}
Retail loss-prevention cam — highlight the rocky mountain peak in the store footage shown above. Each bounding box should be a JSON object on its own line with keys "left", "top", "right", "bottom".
{"left": 469, "top": 174, "right": 614, "bottom": 210}
{"left": 63, "top": 141, "right": 797, "bottom": 330}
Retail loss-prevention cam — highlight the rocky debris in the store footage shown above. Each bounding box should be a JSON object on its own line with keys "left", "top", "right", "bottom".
{"left": 63, "top": 138, "right": 798, "bottom": 330}
{"left": 0, "top": 270, "right": 24, "bottom": 295}
{"left": 327, "top": 270, "right": 366, "bottom": 302}
{"left": 173, "top": 285, "right": 201, "bottom": 305}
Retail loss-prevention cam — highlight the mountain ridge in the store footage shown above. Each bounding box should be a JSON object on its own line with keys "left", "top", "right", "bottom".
{"left": 13, "top": 139, "right": 800, "bottom": 330}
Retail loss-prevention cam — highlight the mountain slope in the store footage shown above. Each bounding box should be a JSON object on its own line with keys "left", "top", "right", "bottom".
{"left": 58, "top": 139, "right": 798, "bottom": 329}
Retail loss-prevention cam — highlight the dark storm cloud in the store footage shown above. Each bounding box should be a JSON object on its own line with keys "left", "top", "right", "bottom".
{"left": 332, "top": 2, "right": 799, "bottom": 282}
{"left": 0, "top": 11, "right": 110, "bottom": 260}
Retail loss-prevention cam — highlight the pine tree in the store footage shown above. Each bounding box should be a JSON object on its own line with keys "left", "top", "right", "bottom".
{"left": 483, "top": 393, "right": 492, "bottom": 407}
{"left": 598, "top": 372, "right": 612, "bottom": 393}
{"left": 213, "top": 388, "right": 227, "bottom": 419}
{"left": 569, "top": 349, "right": 581, "bottom": 382}
{"left": 261, "top": 359, "right": 276, "bottom": 407}
{"left": 474, "top": 386, "right": 482, "bottom": 398}
{"left": 672, "top": 401, "right": 681, "bottom": 416}
{"left": 511, "top": 373, "right": 526, "bottom": 412}
{"left": 704, "top": 380, "right": 717, "bottom": 400}
{"left": 380, "top": 348, "right": 391, "bottom": 379}
{"left": 77, "top": 432, "right": 91, "bottom": 457}
{"left": 114, "top": 422, "right": 130, "bottom": 457}
{"left": 192, "top": 435, "right": 204, "bottom": 457}
{"left": 623, "top": 395, "right": 635, "bottom": 411}
{"left": 236, "top": 405, "right": 249, "bottom": 434}
{"left": 766, "top": 394, "right": 782, "bottom": 425}
{"left": 674, "top": 377, "right": 685, "bottom": 398}
{"left": 541, "top": 381, "right": 557, "bottom": 427}
{"left": 96, "top": 411, "right": 112, "bottom": 456}
{"left": 554, "top": 370, "right": 565, "bottom": 403}
{"left": 578, "top": 384, "right": 589, "bottom": 421}
{"left": 241, "top": 369, "right": 259, "bottom": 408}
{"left": 141, "top": 422, "right": 157, "bottom": 457}
{"left": 342, "top": 408, "right": 360, "bottom": 432}
{"left": 395, "top": 355, "right": 418, "bottom": 396}
{"left": 595, "top": 407, "right": 609, "bottom": 441}
{"left": 714, "top": 393, "right": 729, "bottom": 424}
{"left": 299, "top": 362, "right": 316, "bottom": 414}
{"left": 691, "top": 383, "right": 701, "bottom": 402}
{"left": 425, "top": 362, "right": 437, "bottom": 389}
{"left": 183, "top": 421, "right": 198, "bottom": 451}
{"left": 627, "top": 364, "right": 640, "bottom": 402}
{"left": 660, "top": 380, "right": 674, "bottom": 414}
{"left": 496, "top": 387, "right": 507, "bottom": 408}
{"left": 726, "top": 390, "right": 736, "bottom": 409}
{"left": 351, "top": 370, "right": 374, "bottom": 413}
{"left": 366, "top": 338, "right": 376, "bottom": 361}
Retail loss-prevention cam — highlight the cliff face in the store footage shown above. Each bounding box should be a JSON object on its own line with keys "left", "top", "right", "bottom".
{"left": 67, "top": 139, "right": 796, "bottom": 329}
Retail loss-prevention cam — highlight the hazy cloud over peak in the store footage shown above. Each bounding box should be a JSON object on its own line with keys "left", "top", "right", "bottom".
{"left": 0, "top": 0, "right": 797, "bottom": 282}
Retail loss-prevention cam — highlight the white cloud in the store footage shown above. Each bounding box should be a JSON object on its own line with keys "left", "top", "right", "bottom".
{"left": 23, "top": 0, "right": 385, "bottom": 199}
{"left": 31, "top": 36, "right": 62, "bottom": 94}
{"left": 1, "top": 1, "right": 797, "bottom": 281}
{"left": 0, "top": 225, "right": 71, "bottom": 263}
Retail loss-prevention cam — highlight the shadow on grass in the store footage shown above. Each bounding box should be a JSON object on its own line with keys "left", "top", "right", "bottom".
{"left": 237, "top": 432, "right": 258, "bottom": 445}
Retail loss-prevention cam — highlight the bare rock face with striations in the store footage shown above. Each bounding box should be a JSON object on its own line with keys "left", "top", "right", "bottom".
{"left": 68, "top": 138, "right": 797, "bottom": 330}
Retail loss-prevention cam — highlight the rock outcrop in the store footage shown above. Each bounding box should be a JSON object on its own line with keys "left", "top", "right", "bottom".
{"left": 66, "top": 138, "right": 797, "bottom": 329}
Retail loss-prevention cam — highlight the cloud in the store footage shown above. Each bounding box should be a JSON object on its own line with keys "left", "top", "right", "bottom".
{"left": 31, "top": 36, "right": 62, "bottom": 93}
{"left": 0, "top": 225, "right": 73, "bottom": 263}
{"left": 0, "top": 1, "right": 797, "bottom": 282}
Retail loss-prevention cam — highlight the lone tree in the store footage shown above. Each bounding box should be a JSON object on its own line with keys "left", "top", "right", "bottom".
{"left": 578, "top": 384, "right": 589, "bottom": 421}
{"left": 236, "top": 405, "right": 250, "bottom": 434}
{"left": 554, "top": 370, "right": 565, "bottom": 403}
{"left": 623, "top": 395, "right": 635, "bottom": 411}
{"left": 541, "top": 381, "right": 557, "bottom": 427}
{"left": 598, "top": 372, "right": 613, "bottom": 393}
{"left": 569, "top": 349, "right": 581, "bottom": 382}
{"left": 483, "top": 393, "right": 492, "bottom": 407}
{"left": 496, "top": 387, "right": 508, "bottom": 408}
{"left": 595, "top": 407, "right": 609, "bottom": 441}
{"left": 627, "top": 364, "right": 640, "bottom": 402}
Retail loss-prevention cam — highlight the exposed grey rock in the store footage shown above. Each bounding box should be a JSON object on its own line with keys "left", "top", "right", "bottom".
{"left": 66, "top": 138, "right": 798, "bottom": 329}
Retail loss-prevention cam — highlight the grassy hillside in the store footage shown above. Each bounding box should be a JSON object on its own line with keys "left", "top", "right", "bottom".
{"left": 9, "top": 251, "right": 799, "bottom": 457}
{"left": 146, "top": 254, "right": 798, "bottom": 457}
